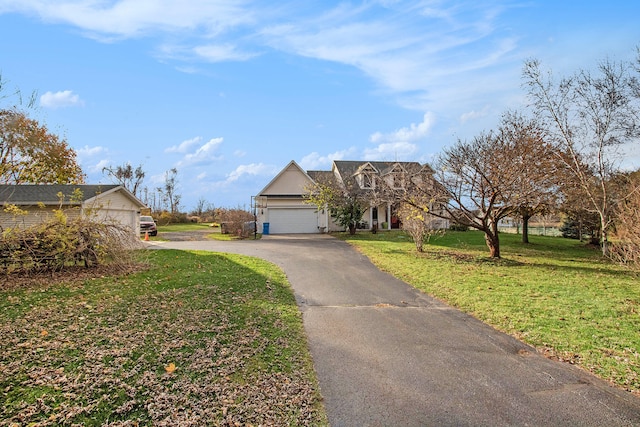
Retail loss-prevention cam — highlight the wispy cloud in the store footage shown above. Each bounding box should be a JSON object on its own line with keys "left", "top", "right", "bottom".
{"left": 77, "top": 145, "right": 107, "bottom": 158}
{"left": 370, "top": 112, "right": 435, "bottom": 144}
{"left": 2, "top": 0, "right": 254, "bottom": 39}
{"left": 224, "top": 163, "right": 279, "bottom": 184}
{"left": 299, "top": 148, "right": 357, "bottom": 170}
{"left": 460, "top": 105, "right": 491, "bottom": 123}
{"left": 165, "top": 136, "right": 203, "bottom": 154}
{"left": 193, "top": 43, "right": 259, "bottom": 62}
{"left": 75, "top": 145, "right": 110, "bottom": 175}
{"left": 8, "top": 1, "right": 521, "bottom": 111}
{"left": 363, "top": 141, "right": 419, "bottom": 161}
{"left": 363, "top": 113, "right": 434, "bottom": 160}
{"left": 260, "top": 2, "right": 518, "bottom": 103}
{"left": 40, "top": 90, "right": 84, "bottom": 108}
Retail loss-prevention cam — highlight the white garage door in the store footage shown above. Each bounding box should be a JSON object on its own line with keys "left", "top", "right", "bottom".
{"left": 268, "top": 208, "right": 319, "bottom": 234}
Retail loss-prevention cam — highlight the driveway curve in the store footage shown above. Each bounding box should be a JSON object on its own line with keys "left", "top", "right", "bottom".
{"left": 147, "top": 234, "right": 640, "bottom": 426}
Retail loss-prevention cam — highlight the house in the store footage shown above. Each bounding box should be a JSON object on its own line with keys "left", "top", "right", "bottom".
{"left": 255, "top": 160, "right": 448, "bottom": 234}
{"left": 0, "top": 184, "right": 146, "bottom": 235}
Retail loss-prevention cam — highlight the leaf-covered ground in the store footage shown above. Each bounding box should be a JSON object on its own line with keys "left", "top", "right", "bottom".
{"left": 0, "top": 250, "right": 327, "bottom": 426}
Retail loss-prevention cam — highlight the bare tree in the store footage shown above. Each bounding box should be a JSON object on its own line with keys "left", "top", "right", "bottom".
{"left": 434, "top": 132, "right": 519, "bottom": 258}
{"left": 610, "top": 170, "right": 640, "bottom": 267}
{"left": 0, "top": 73, "right": 38, "bottom": 109}
{"left": 523, "top": 56, "right": 640, "bottom": 255}
{"left": 496, "top": 111, "right": 560, "bottom": 243}
{"left": 102, "top": 163, "right": 145, "bottom": 197}
{"left": 157, "top": 168, "right": 181, "bottom": 214}
{"left": 191, "top": 197, "right": 209, "bottom": 217}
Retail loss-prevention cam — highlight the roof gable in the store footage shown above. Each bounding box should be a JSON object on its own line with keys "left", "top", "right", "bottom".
{"left": 258, "top": 160, "right": 315, "bottom": 197}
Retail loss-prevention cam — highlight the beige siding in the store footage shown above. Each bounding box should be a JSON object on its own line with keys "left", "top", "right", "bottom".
{"left": 84, "top": 191, "right": 141, "bottom": 233}
{"left": 1, "top": 189, "right": 142, "bottom": 234}
{"left": 262, "top": 163, "right": 314, "bottom": 196}
{"left": 0, "top": 206, "right": 81, "bottom": 230}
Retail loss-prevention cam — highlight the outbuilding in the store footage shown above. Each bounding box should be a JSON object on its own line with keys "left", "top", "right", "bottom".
{"left": 0, "top": 184, "right": 146, "bottom": 235}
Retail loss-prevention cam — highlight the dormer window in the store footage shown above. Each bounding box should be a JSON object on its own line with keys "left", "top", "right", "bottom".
{"left": 355, "top": 164, "right": 377, "bottom": 189}
{"left": 391, "top": 173, "right": 404, "bottom": 189}
{"left": 363, "top": 172, "right": 374, "bottom": 189}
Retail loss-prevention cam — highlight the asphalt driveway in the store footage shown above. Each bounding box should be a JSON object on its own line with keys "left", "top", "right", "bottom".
{"left": 147, "top": 234, "right": 640, "bottom": 426}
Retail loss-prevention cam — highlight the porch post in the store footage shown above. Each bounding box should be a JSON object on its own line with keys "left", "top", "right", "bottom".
{"left": 387, "top": 203, "right": 391, "bottom": 230}
{"left": 369, "top": 205, "right": 374, "bottom": 230}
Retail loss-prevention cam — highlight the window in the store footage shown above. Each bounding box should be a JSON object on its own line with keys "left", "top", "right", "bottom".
{"left": 362, "top": 172, "right": 374, "bottom": 189}
{"left": 391, "top": 173, "right": 404, "bottom": 189}
{"left": 356, "top": 164, "right": 377, "bottom": 189}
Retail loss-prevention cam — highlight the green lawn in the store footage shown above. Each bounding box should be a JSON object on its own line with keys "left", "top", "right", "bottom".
{"left": 0, "top": 250, "right": 326, "bottom": 426}
{"left": 339, "top": 230, "right": 640, "bottom": 394}
{"left": 151, "top": 223, "right": 257, "bottom": 241}
{"left": 155, "top": 222, "right": 214, "bottom": 232}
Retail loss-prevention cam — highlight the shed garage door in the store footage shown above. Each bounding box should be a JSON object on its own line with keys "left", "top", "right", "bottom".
{"left": 268, "top": 208, "right": 318, "bottom": 234}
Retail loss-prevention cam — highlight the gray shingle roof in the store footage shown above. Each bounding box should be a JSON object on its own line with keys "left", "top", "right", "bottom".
{"left": 332, "top": 160, "right": 425, "bottom": 179}
{"left": 0, "top": 184, "right": 122, "bottom": 205}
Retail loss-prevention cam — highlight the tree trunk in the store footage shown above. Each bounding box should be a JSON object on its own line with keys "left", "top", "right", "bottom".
{"left": 600, "top": 218, "right": 609, "bottom": 256}
{"left": 349, "top": 224, "right": 357, "bottom": 235}
{"left": 522, "top": 214, "right": 531, "bottom": 244}
{"left": 484, "top": 230, "right": 501, "bottom": 258}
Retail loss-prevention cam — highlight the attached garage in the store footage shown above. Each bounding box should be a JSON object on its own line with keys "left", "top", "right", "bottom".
{"left": 255, "top": 160, "right": 332, "bottom": 234}
{"left": 266, "top": 207, "right": 319, "bottom": 234}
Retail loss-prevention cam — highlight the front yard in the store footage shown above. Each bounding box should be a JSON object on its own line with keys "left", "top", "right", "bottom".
{"left": 0, "top": 250, "right": 326, "bottom": 426}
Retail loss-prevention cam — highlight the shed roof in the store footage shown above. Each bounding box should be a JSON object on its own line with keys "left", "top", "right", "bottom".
{"left": 0, "top": 184, "right": 145, "bottom": 207}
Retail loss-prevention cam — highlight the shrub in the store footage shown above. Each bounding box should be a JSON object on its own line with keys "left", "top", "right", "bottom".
{"left": 218, "top": 208, "right": 255, "bottom": 238}
{"left": 154, "top": 210, "right": 188, "bottom": 225}
{"left": 398, "top": 203, "right": 443, "bottom": 252}
{"left": 449, "top": 223, "right": 469, "bottom": 232}
{"left": 0, "top": 210, "right": 144, "bottom": 274}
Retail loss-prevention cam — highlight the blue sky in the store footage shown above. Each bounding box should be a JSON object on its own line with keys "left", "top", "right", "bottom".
{"left": 1, "top": 1, "right": 639, "bottom": 210}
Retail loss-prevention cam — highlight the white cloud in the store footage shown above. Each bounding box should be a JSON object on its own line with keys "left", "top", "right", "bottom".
{"left": 370, "top": 112, "right": 435, "bottom": 144}
{"left": 91, "top": 159, "right": 110, "bottom": 173}
{"left": 9, "top": 1, "right": 524, "bottom": 116}
{"left": 165, "top": 136, "right": 202, "bottom": 153}
{"left": 40, "top": 90, "right": 84, "bottom": 108}
{"left": 193, "top": 43, "right": 258, "bottom": 62}
{"left": 299, "top": 148, "right": 357, "bottom": 170}
{"left": 76, "top": 145, "right": 107, "bottom": 157}
{"left": 177, "top": 137, "right": 224, "bottom": 166}
{"left": 363, "top": 141, "right": 418, "bottom": 161}
{"left": 460, "top": 105, "right": 491, "bottom": 123}
{"left": 364, "top": 113, "right": 433, "bottom": 160}
{"left": 224, "top": 163, "right": 278, "bottom": 184}
{"left": 3, "top": 0, "right": 254, "bottom": 39}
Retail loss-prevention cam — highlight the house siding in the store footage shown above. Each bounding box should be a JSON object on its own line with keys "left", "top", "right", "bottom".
{"left": 0, "top": 185, "right": 144, "bottom": 235}
{"left": 0, "top": 206, "right": 82, "bottom": 230}
{"left": 85, "top": 191, "right": 141, "bottom": 233}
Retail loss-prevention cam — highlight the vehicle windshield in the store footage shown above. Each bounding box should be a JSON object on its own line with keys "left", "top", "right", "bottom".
{"left": 140, "top": 216, "right": 154, "bottom": 222}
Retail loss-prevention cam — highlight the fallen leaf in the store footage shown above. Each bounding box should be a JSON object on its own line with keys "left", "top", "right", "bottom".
{"left": 40, "top": 330, "right": 48, "bottom": 337}
{"left": 164, "top": 362, "right": 176, "bottom": 374}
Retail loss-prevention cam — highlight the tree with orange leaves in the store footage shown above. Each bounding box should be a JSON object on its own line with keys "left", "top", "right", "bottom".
{"left": 0, "top": 109, "right": 84, "bottom": 184}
